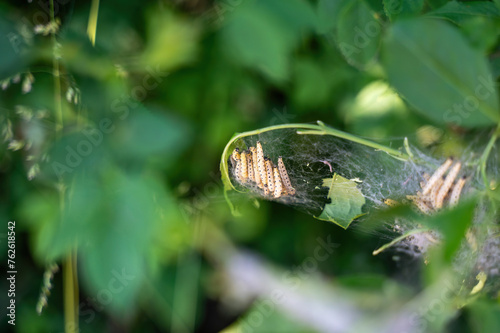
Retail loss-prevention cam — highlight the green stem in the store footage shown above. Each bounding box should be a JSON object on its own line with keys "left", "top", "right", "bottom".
{"left": 49, "top": 1, "right": 79, "bottom": 332}
{"left": 220, "top": 121, "right": 408, "bottom": 192}
{"left": 373, "top": 228, "right": 430, "bottom": 255}
{"left": 301, "top": 121, "right": 409, "bottom": 160}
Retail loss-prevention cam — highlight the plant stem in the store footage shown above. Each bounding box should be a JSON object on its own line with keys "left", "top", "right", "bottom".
{"left": 373, "top": 228, "right": 430, "bottom": 255}
{"left": 479, "top": 124, "right": 500, "bottom": 189}
{"left": 50, "top": 1, "right": 79, "bottom": 332}
{"left": 312, "top": 121, "right": 409, "bottom": 159}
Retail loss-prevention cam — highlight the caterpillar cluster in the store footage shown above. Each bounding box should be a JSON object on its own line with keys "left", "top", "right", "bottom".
{"left": 230, "top": 141, "right": 295, "bottom": 199}
{"left": 392, "top": 158, "right": 467, "bottom": 215}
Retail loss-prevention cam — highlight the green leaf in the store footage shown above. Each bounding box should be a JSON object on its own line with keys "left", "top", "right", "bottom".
{"left": 426, "top": 1, "right": 500, "bottom": 52}
{"left": 111, "top": 108, "right": 191, "bottom": 160}
{"left": 263, "top": 0, "right": 315, "bottom": 32}
{"left": 317, "top": 173, "right": 365, "bottom": 229}
{"left": 20, "top": 193, "right": 60, "bottom": 263}
{"left": 364, "top": 0, "right": 385, "bottom": 13}
{"left": 418, "top": 199, "right": 476, "bottom": 262}
{"left": 141, "top": 10, "right": 199, "bottom": 72}
{"left": 336, "top": 0, "right": 382, "bottom": 68}
{"left": 490, "top": 56, "right": 500, "bottom": 79}
{"left": 292, "top": 58, "right": 332, "bottom": 108}
{"left": 223, "top": 0, "right": 314, "bottom": 81}
{"left": 460, "top": 16, "right": 500, "bottom": 52}
{"left": 382, "top": 18, "right": 500, "bottom": 127}
{"left": 226, "top": 300, "right": 314, "bottom": 333}
{"left": 45, "top": 175, "right": 104, "bottom": 260}
{"left": 426, "top": 0, "right": 448, "bottom": 10}
{"left": 316, "top": 0, "right": 350, "bottom": 34}
{"left": 223, "top": 7, "right": 290, "bottom": 81}
{"left": 426, "top": 1, "right": 500, "bottom": 25}
{"left": 467, "top": 299, "right": 500, "bottom": 332}
{"left": 32, "top": 161, "right": 178, "bottom": 315}
{"left": 383, "top": 0, "right": 424, "bottom": 20}
{"left": 0, "top": 17, "right": 28, "bottom": 78}
{"left": 80, "top": 169, "right": 168, "bottom": 315}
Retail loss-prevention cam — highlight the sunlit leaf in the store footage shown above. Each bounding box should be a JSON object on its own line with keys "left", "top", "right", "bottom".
{"left": 141, "top": 10, "right": 199, "bottom": 72}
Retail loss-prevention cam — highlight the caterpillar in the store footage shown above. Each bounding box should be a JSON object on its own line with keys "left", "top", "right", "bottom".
{"left": 278, "top": 156, "right": 295, "bottom": 195}
{"left": 422, "top": 158, "right": 453, "bottom": 196}
{"left": 265, "top": 158, "right": 274, "bottom": 194}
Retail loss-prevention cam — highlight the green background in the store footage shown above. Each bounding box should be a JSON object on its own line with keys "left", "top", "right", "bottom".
{"left": 1, "top": 0, "right": 500, "bottom": 332}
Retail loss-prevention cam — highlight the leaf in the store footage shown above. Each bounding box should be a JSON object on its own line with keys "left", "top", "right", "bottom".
{"left": 316, "top": 0, "right": 350, "bottom": 34}
{"left": 32, "top": 161, "right": 179, "bottom": 315}
{"left": 364, "top": 0, "right": 385, "bottom": 13}
{"left": 426, "top": 1, "right": 500, "bottom": 25}
{"left": 45, "top": 174, "right": 103, "bottom": 260}
{"left": 426, "top": 0, "right": 448, "bottom": 10}
{"left": 336, "top": 0, "right": 382, "bottom": 69}
{"left": 86, "top": 0, "right": 100, "bottom": 46}
{"left": 467, "top": 300, "right": 500, "bottom": 332}
{"left": 111, "top": 108, "right": 191, "bottom": 160}
{"left": 223, "top": 6, "right": 290, "bottom": 81}
{"left": 263, "top": 0, "right": 315, "bottom": 32}
{"left": 141, "top": 10, "right": 199, "bottom": 72}
{"left": 418, "top": 199, "right": 476, "bottom": 262}
{"left": 426, "top": 1, "right": 500, "bottom": 52}
{"left": 460, "top": 16, "right": 500, "bottom": 52}
{"left": 317, "top": 173, "right": 365, "bottom": 229}
{"left": 382, "top": 18, "right": 500, "bottom": 127}
{"left": 383, "top": 0, "right": 424, "bottom": 20}
{"left": 80, "top": 169, "right": 169, "bottom": 315}
{"left": 223, "top": 300, "right": 314, "bottom": 333}
{"left": 0, "top": 17, "right": 28, "bottom": 78}
{"left": 223, "top": 0, "right": 314, "bottom": 81}
{"left": 21, "top": 193, "right": 60, "bottom": 263}
{"left": 490, "top": 56, "right": 500, "bottom": 79}
{"left": 292, "top": 58, "right": 332, "bottom": 108}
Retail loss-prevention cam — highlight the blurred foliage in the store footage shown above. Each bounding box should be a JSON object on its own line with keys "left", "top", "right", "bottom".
{"left": 0, "top": 0, "right": 499, "bottom": 332}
